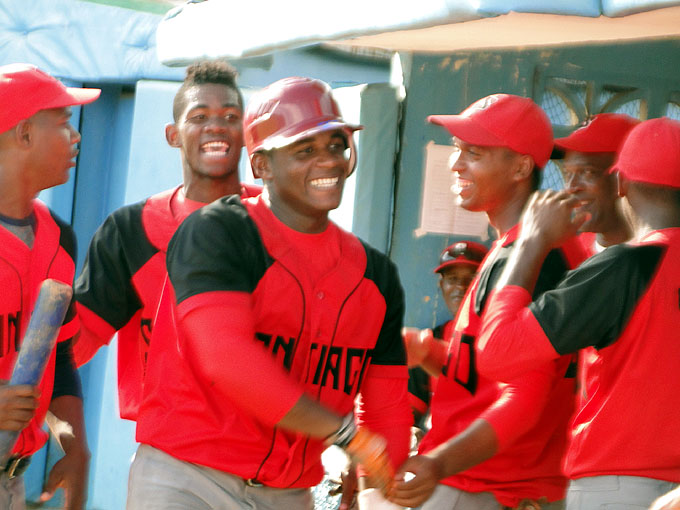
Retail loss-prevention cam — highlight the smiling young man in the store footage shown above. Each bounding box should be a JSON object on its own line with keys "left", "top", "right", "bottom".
{"left": 477, "top": 117, "right": 680, "bottom": 509}
{"left": 129, "top": 77, "right": 411, "bottom": 510}
{"left": 0, "top": 63, "right": 100, "bottom": 510}
{"left": 390, "top": 94, "right": 588, "bottom": 510}
{"left": 73, "top": 60, "right": 260, "bottom": 422}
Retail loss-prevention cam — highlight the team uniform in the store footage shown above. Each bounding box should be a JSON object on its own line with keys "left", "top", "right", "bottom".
{"left": 478, "top": 228, "right": 680, "bottom": 506}
{"left": 418, "top": 225, "right": 588, "bottom": 508}
{"left": 131, "top": 194, "right": 411, "bottom": 503}
{"left": 73, "top": 183, "right": 260, "bottom": 420}
{"left": 0, "top": 200, "right": 81, "bottom": 478}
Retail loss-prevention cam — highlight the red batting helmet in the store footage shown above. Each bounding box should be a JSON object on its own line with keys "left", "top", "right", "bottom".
{"left": 244, "top": 77, "right": 362, "bottom": 173}
{"left": 433, "top": 240, "right": 489, "bottom": 274}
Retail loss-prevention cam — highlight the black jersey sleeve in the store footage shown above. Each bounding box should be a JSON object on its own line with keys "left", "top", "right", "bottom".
{"left": 48, "top": 215, "right": 79, "bottom": 329}
{"left": 51, "top": 338, "right": 83, "bottom": 399}
{"left": 50, "top": 210, "right": 77, "bottom": 262}
{"left": 475, "top": 244, "right": 571, "bottom": 316}
{"left": 408, "top": 367, "right": 431, "bottom": 406}
{"left": 530, "top": 244, "right": 665, "bottom": 354}
{"left": 167, "top": 196, "right": 268, "bottom": 305}
{"left": 74, "top": 203, "right": 154, "bottom": 330}
{"left": 361, "top": 243, "right": 406, "bottom": 367}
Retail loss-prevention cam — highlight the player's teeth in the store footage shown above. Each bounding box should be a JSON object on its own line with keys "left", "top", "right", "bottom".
{"left": 202, "top": 142, "right": 229, "bottom": 154}
{"left": 451, "top": 178, "right": 471, "bottom": 195}
{"left": 310, "top": 177, "right": 339, "bottom": 188}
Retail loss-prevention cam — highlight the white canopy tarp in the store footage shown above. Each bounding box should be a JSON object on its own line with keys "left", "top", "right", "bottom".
{"left": 157, "top": 0, "right": 680, "bottom": 65}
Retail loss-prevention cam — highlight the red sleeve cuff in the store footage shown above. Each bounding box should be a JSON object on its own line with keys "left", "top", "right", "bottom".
{"left": 409, "top": 393, "right": 428, "bottom": 415}
{"left": 72, "top": 303, "right": 116, "bottom": 366}
{"left": 57, "top": 315, "right": 80, "bottom": 343}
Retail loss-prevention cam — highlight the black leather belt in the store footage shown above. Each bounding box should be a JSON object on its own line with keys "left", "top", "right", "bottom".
{"left": 2, "top": 456, "right": 31, "bottom": 479}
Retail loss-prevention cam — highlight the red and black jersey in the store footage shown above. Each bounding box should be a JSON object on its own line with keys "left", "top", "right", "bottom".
{"left": 419, "top": 225, "right": 588, "bottom": 507}
{"left": 135, "top": 195, "right": 411, "bottom": 488}
{"left": 0, "top": 200, "right": 79, "bottom": 457}
{"left": 479, "top": 228, "right": 680, "bottom": 483}
{"left": 74, "top": 184, "right": 260, "bottom": 421}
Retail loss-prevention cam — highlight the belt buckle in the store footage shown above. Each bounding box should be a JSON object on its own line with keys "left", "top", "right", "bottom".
{"left": 245, "top": 478, "right": 263, "bottom": 488}
{"left": 5, "top": 457, "right": 23, "bottom": 480}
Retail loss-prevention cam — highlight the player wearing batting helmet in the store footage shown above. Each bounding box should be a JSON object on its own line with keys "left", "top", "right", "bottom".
{"left": 404, "top": 240, "right": 489, "bottom": 432}
{"left": 389, "top": 94, "right": 590, "bottom": 510}
{"left": 73, "top": 60, "right": 260, "bottom": 423}
{"left": 0, "top": 63, "right": 100, "bottom": 510}
{"left": 129, "top": 77, "right": 412, "bottom": 509}
{"left": 477, "top": 117, "right": 680, "bottom": 509}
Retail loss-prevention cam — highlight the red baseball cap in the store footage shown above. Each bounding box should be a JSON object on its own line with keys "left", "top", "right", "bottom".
{"left": 433, "top": 240, "right": 489, "bottom": 274}
{"left": 428, "top": 94, "right": 553, "bottom": 167}
{"left": 0, "top": 63, "right": 101, "bottom": 134}
{"left": 554, "top": 113, "right": 640, "bottom": 157}
{"left": 611, "top": 117, "right": 680, "bottom": 189}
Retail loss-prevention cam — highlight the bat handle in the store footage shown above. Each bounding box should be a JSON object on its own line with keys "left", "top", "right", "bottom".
{"left": 0, "top": 279, "right": 72, "bottom": 464}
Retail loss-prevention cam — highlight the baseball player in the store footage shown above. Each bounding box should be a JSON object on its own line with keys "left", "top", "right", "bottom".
{"left": 128, "top": 77, "right": 412, "bottom": 510}
{"left": 552, "top": 113, "right": 639, "bottom": 410}
{"left": 73, "top": 60, "right": 259, "bottom": 421}
{"left": 554, "top": 113, "right": 639, "bottom": 253}
{"left": 476, "top": 117, "right": 680, "bottom": 508}
{"left": 406, "top": 240, "right": 489, "bottom": 432}
{"left": 389, "top": 94, "right": 589, "bottom": 510}
{"left": 0, "top": 64, "right": 99, "bottom": 510}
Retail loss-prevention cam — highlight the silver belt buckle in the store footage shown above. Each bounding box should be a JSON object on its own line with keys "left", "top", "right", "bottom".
{"left": 6, "top": 457, "right": 22, "bottom": 480}
{"left": 245, "top": 478, "right": 263, "bottom": 487}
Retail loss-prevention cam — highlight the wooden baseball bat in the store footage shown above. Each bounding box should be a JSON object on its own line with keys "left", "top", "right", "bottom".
{"left": 0, "top": 279, "right": 73, "bottom": 463}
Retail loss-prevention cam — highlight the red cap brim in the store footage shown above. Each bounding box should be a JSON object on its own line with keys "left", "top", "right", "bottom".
{"left": 428, "top": 115, "right": 505, "bottom": 147}
{"left": 44, "top": 87, "right": 101, "bottom": 109}
{"left": 433, "top": 259, "right": 480, "bottom": 274}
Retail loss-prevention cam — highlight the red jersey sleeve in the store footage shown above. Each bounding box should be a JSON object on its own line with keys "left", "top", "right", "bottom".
{"left": 479, "top": 359, "right": 561, "bottom": 451}
{"left": 177, "top": 291, "right": 305, "bottom": 426}
{"left": 477, "top": 286, "right": 559, "bottom": 382}
{"left": 73, "top": 302, "right": 116, "bottom": 366}
{"left": 355, "top": 365, "right": 412, "bottom": 472}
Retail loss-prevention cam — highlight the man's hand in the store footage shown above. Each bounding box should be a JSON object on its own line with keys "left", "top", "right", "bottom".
{"left": 44, "top": 396, "right": 90, "bottom": 510}
{"left": 330, "top": 463, "right": 358, "bottom": 510}
{"left": 344, "top": 428, "right": 394, "bottom": 492}
{"left": 39, "top": 440, "right": 90, "bottom": 510}
{"left": 650, "top": 486, "right": 680, "bottom": 510}
{"left": 518, "top": 190, "right": 588, "bottom": 252}
{"left": 387, "top": 454, "right": 441, "bottom": 508}
{"left": 0, "top": 383, "right": 39, "bottom": 431}
{"left": 402, "top": 327, "right": 433, "bottom": 367}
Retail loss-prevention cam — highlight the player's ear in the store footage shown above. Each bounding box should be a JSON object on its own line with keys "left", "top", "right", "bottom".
{"left": 251, "top": 152, "right": 272, "bottom": 180}
{"left": 512, "top": 153, "right": 534, "bottom": 182}
{"left": 14, "top": 119, "right": 32, "bottom": 147}
{"left": 165, "top": 123, "right": 180, "bottom": 148}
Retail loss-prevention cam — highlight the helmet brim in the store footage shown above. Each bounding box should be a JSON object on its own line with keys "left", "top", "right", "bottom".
{"left": 259, "top": 119, "right": 363, "bottom": 151}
